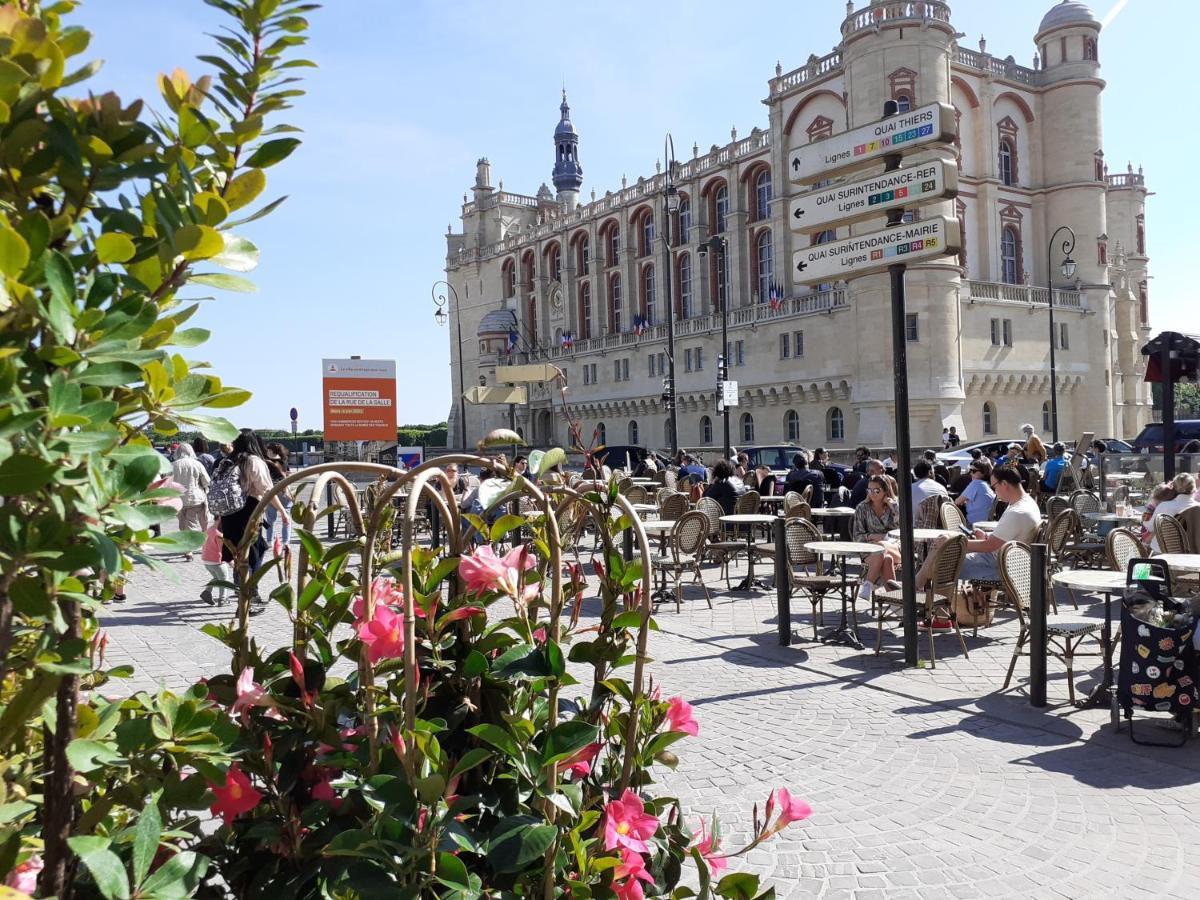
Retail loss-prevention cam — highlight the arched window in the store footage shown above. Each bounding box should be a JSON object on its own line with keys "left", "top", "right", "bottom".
{"left": 596, "top": 422, "right": 606, "bottom": 446}
{"left": 577, "top": 236, "right": 590, "bottom": 275}
{"left": 678, "top": 253, "right": 693, "bottom": 318}
{"left": 502, "top": 260, "right": 516, "bottom": 299}
{"left": 714, "top": 184, "right": 729, "bottom": 234}
{"left": 785, "top": 409, "right": 800, "bottom": 442}
{"left": 700, "top": 415, "right": 713, "bottom": 445}
{"left": 642, "top": 265, "right": 656, "bottom": 324}
{"left": 1136, "top": 214, "right": 1145, "bottom": 255}
{"left": 549, "top": 244, "right": 562, "bottom": 283}
{"left": 1042, "top": 401, "right": 1052, "bottom": 435}
{"left": 740, "top": 412, "right": 754, "bottom": 443}
{"left": 641, "top": 213, "right": 655, "bottom": 257}
{"left": 896, "top": 95, "right": 912, "bottom": 113}
{"left": 628, "top": 420, "right": 639, "bottom": 444}
{"left": 1000, "top": 226, "right": 1019, "bottom": 284}
{"left": 756, "top": 230, "right": 774, "bottom": 302}
{"left": 754, "top": 169, "right": 772, "bottom": 221}
{"left": 998, "top": 139, "right": 1015, "bottom": 186}
{"left": 813, "top": 229, "right": 836, "bottom": 292}
{"left": 982, "top": 402, "right": 996, "bottom": 436}
{"left": 1084, "top": 37, "right": 1097, "bottom": 61}
{"left": 827, "top": 407, "right": 845, "bottom": 442}
{"left": 606, "top": 225, "right": 620, "bottom": 267}
{"left": 609, "top": 275, "right": 622, "bottom": 334}
{"left": 678, "top": 198, "right": 691, "bottom": 243}
{"left": 579, "top": 282, "right": 592, "bottom": 339}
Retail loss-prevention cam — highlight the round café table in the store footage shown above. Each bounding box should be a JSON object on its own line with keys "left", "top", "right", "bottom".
{"left": 1083, "top": 511, "right": 1140, "bottom": 540}
{"left": 887, "top": 528, "right": 961, "bottom": 542}
{"left": 719, "top": 513, "right": 778, "bottom": 592}
{"left": 804, "top": 540, "right": 881, "bottom": 650}
{"left": 974, "top": 520, "right": 1000, "bottom": 534}
{"left": 758, "top": 495, "right": 787, "bottom": 511}
{"left": 630, "top": 502, "right": 659, "bottom": 518}
{"left": 1155, "top": 553, "right": 1200, "bottom": 573}
{"left": 810, "top": 506, "right": 857, "bottom": 541}
{"left": 1051, "top": 568, "right": 1127, "bottom": 709}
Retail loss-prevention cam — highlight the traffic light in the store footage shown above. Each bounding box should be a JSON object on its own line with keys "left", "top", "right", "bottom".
{"left": 717, "top": 354, "right": 728, "bottom": 384}
{"left": 660, "top": 376, "right": 674, "bottom": 409}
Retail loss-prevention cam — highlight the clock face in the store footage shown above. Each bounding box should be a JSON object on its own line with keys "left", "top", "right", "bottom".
{"left": 550, "top": 286, "right": 564, "bottom": 314}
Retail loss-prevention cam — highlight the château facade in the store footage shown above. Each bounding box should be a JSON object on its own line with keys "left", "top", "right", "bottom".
{"left": 443, "top": 0, "right": 1152, "bottom": 453}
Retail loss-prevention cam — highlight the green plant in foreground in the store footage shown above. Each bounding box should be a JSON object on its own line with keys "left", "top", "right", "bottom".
{"left": 0, "top": 0, "right": 315, "bottom": 894}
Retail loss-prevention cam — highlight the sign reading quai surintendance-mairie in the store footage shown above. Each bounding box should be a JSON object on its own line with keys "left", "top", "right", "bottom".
{"left": 791, "top": 216, "right": 961, "bottom": 285}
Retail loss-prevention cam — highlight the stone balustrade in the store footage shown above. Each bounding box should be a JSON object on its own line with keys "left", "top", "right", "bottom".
{"left": 966, "top": 280, "right": 1084, "bottom": 309}
{"left": 841, "top": 0, "right": 952, "bottom": 37}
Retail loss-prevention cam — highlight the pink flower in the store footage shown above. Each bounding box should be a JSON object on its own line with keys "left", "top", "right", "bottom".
{"left": 440, "top": 605, "right": 485, "bottom": 624}
{"left": 774, "top": 788, "right": 812, "bottom": 827}
{"left": 390, "top": 726, "right": 407, "bottom": 761}
{"left": 230, "top": 666, "right": 285, "bottom": 723}
{"left": 311, "top": 774, "right": 336, "bottom": 804}
{"left": 558, "top": 742, "right": 601, "bottom": 780}
{"left": 692, "top": 817, "right": 727, "bottom": 875}
{"left": 459, "top": 545, "right": 537, "bottom": 601}
{"left": 5, "top": 854, "right": 42, "bottom": 894}
{"left": 665, "top": 697, "right": 699, "bottom": 737}
{"left": 532, "top": 625, "right": 548, "bottom": 644}
{"left": 350, "top": 577, "right": 410, "bottom": 619}
{"left": 612, "top": 848, "right": 655, "bottom": 900}
{"left": 209, "top": 765, "right": 263, "bottom": 827}
{"left": 602, "top": 789, "right": 660, "bottom": 854}
{"left": 356, "top": 603, "right": 406, "bottom": 664}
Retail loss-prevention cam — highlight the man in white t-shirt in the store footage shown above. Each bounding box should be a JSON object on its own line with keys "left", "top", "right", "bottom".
{"left": 911, "top": 461, "right": 950, "bottom": 510}
{"left": 958, "top": 466, "right": 1041, "bottom": 581}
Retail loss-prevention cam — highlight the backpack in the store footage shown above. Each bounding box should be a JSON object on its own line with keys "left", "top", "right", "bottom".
{"left": 207, "top": 460, "right": 245, "bottom": 517}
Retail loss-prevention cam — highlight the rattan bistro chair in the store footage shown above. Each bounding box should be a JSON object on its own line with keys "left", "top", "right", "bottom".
{"left": 651, "top": 511, "right": 711, "bottom": 613}
{"left": 696, "top": 497, "right": 743, "bottom": 588}
{"left": 1046, "top": 495, "right": 1071, "bottom": 521}
{"left": 999, "top": 542, "right": 1101, "bottom": 704}
{"left": 874, "top": 534, "right": 969, "bottom": 665}
{"left": 658, "top": 492, "right": 689, "bottom": 522}
{"left": 939, "top": 501, "right": 967, "bottom": 533}
{"left": 1155, "top": 514, "right": 1200, "bottom": 593}
{"left": 777, "top": 517, "right": 842, "bottom": 639}
{"left": 1105, "top": 526, "right": 1147, "bottom": 574}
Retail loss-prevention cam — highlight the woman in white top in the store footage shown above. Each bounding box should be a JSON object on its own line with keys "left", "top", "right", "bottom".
{"left": 1150, "top": 472, "right": 1199, "bottom": 553}
{"left": 216, "top": 430, "right": 289, "bottom": 605}
{"left": 171, "top": 444, "right": 211, "bottom": 553}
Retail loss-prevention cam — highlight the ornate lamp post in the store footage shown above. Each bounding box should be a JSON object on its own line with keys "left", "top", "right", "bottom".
{"left": 661, "top": 133, "right": 680, "bottom": 455}
{"left": 1046, "top": 226, "right": 1077, "bottom": 443}
{"left": 432, "top": 280, "right": 468, "bottom": 449}
{"left": 697, "top": 233, "right": 730, "bottom": 459}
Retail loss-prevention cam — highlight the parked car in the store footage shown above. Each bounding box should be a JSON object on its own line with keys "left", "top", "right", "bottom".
{"left": 934, "top": 439, "right": 1023, "bottom": 466}
{"left": 592, "top": 445, "right": 671, "bottom": 473}
{"left": 1094, "top": 438, "right": 1135, "bottom": 454}
{"left": 1131, "top": 421, "right": 1200, "bottom": 454}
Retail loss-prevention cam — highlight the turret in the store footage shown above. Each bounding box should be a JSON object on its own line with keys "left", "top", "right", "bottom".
{"left": 551, "top": 92, "right": 583, "bottom": 211}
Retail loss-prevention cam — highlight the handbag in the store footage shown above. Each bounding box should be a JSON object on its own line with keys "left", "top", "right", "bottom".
{"left": 953, "top": 585, "right": 993, "bottom": 628}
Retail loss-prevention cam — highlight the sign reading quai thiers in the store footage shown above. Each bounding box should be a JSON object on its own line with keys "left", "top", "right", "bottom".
{"left": 789, "top": 102, "right": 957, "bottom": 183}
{"left": 792, "top": 216, "right": 961, "bottom": 285}
{"left": 790, "top": 159, "right": 958, "bottom": 234}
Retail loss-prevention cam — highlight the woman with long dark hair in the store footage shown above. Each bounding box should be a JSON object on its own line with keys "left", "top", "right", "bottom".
{"left": 214, "top": 428, "right": 289, "bottom": 610}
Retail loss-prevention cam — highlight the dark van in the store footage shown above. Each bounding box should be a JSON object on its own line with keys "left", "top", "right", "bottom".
{"left": 1131, "top": 420, "right": 1200, "bottom": 453}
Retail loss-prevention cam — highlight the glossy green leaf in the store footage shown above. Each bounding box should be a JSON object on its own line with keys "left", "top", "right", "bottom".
{"left": 0, "top": 455, "right": 58, "bottom": 494}
{"left": 137, "top": 850, "right": 208, "bottom": 898}
{"left": 68, "top": 840, "right": 131, "bottom": 900}
{"left": 486, "top": 817, "right": 556, "bottom": 875}
{"left": 171, "top": 327, "right": 210, "bottom": 347}
{"left": 245, "top": 137, "right": 301, "bottom": 168}
{"left": 540, "top": 720, "right": 599, "bottom": 767}
{"left": 131, "top": 793, "right": 162, "bottom": 886}
{"left": 95, "top": 232, "right": 136, "bottom": 263}
{"left": 449, "top": 747, "right": 492, "bottom": 779}
{"left": 0, "top": 225, "right": 29, "bottom": 276}
{"left": 176, "top": 224, "right": 224, "bottom": 261}
{"left": 211, "top": 233, "right": 259, "bottom": 272}
{"left": 66, "top": 738, "right": 124, "bottom": 772}
{"left": 224, "top": 167, "right": 265, "bottom": 210}
{"left": 45, "top": 250, "right": 76, "bottom": 306}
{"left": 189, "top": 272, "right": 257, "bottom": 293}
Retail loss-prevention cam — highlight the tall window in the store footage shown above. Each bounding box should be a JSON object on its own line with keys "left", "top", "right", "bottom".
{"left": 785, "top": 409, "right": 800, "bottom": 442}
{"left": 754, "top": 169, "right": 772, "bottom": 221}
{"left": 896, "top": 94, "right": 911, "bottom": 113}
{"left": 714, "top": 184, "right": 729, "bottom": 234}
{"left": 700, "top": 415, "right": 712, "bottom": 445}
{"left": 678, "top": 254, "right": 693, "bottom": 318}
{"left": 640, "top": 213, "right": 655, "bottom": 257}
{"left": 982, "top": 402, "right": 996, "bottom": 436}
{"left": 827, "top": 407, "right": 845, "bottom": 442}
{"left": 1136, "top": 214, "right": 1145, "bottom": 255}
{"left": 678, "top": 198, "right": 691, "bottom": 243}
{"left": 579, "top": 282, "right": 592, "bottom": 339}
{"left": 756, "top": 230, "right": 774, "bottom": 302}
{"left": 813, "top": 229, "right": 835, "bottom": 292}
{"left": 740, "top": 412, "right": 754, "bottom": 443}
{"left": 577, "top": 236, "right": 589, "bottom": 275}
{"left": 549, "top": 245, "right": 562, "bottom": 283}
{"left": 642, "top": 265, "right": 656, "bottom": 324}
{"left": 609, "top": 275, "right": 622, "bottom": 334}
{"left": 607, "top": 226, "right": 620, "bottom": 267}
{"left": 628, "top": 421, "right": 639, "bottom": 444}
{"left": 998, "top": 139, "right": 1015, "bottom": 186}
{"left": 596, "top": 422, "right": 606, "bottom": 446}
{"left": 1000, "top": 227, "right": 1019, "bottom": 284}
{"left": 1042, "top": 401, "right": 1052, "bottom": 435}
{"left": 503, "top": 260, "right": 516, "bottom": 299}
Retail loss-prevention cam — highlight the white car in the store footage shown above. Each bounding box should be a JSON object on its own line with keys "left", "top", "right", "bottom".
{"left": 934, "top": 439, "right": 1025, "bottom": 467}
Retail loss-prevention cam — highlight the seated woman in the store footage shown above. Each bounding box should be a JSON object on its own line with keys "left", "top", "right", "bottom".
{"left": 747, "top": 464, "right": 776, "bottom": 496}
{"left": 851, "top": 474, "right": 901, "bottom": 602}
{"left": 702, "top": 460, "right": 738, "bottom": 515}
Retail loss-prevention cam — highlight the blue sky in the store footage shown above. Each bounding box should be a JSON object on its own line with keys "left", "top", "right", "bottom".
{"left": 89, "top": 1, "right": 1190, "bottom": 432}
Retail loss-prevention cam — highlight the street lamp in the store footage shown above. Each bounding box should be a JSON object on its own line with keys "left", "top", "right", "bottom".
{"left": 697, "top": 232, "right": 730, "bottom": 460}
{"left": 432, "top": 280, "right": 468, "bottom": 450}
{"left": 661, "top": 133, "right": 680, "bottom": 455}
{"left": 1046, "top": 225, "right": 1076, "bottom": 443}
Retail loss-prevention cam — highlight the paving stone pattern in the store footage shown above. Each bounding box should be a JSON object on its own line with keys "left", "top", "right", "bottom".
{"left": 105, "top": 545, "right": 1200, "bottom": 899}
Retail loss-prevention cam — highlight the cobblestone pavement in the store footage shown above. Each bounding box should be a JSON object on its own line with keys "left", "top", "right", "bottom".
{"left": 106, "top": 545, "right": 1200, "bottom": 899}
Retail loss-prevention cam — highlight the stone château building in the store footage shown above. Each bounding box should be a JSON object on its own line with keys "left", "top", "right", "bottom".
{"left": 443, "top": 0, "right": 1152, "bottom": 453}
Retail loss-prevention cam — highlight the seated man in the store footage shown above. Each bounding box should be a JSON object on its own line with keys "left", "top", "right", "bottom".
{"left": 1040, "top": 442, "right": 1068, "bottom": 495}
{"left": 910, "top": 461, "right": 949, "bottom": 510}
{"left": 956, "top": 467, "right": 1040, "bottom": 582}
{"left": 783, "top": 452, "right": 825, "bottom": 507}
{"left": 679, "top": 453, "right": 707, "bottom": 483}
{"left": 922, "top": 449, "right": 951, "bottom": 487}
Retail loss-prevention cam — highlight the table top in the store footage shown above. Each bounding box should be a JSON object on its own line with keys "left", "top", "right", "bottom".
{"left": 640, "top": 519, "right": 674, "bottom": 533}
{"left": 1052, "top": 569, "right": 1127, "bottom": 590}
{"left": 1156, "top": 553, "right": 1200, "bottom": 572}
{"left": 887, "top": 528, "right": 960, "bottom": 542}
{"left": 974, "top": 520, "right": 1000, "bottom": 532}
{"left": 630, "top": 503, "right": 658, "bottom": 512}
{"left": 630, "top": 478, "right": 659, "bottom": 485}
{"left": 1104, "top": 472, "right": 1147, "bottom": 481}
{"left": 720, "top": 514, "right": 777, "bottom": 525}
{"left": 804, "top": 540, "right": 882, "bottom": 556}
{"left": 810, "top": 507, "right": 856, "bottom": 517}
{"left": 1083, "top": 512, "right": 1140, "bottom": 522}
{"left": 758, "top": 495, "right": 787, "bottom": 503}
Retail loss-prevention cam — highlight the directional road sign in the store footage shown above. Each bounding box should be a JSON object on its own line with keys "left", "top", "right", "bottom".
{"left": 789, "top": 102, "right": 956, "bottom": 184}
{"left": 721, "top": 381, "right": 740, "bottom": 407}
{"left": 791, "top": 216, "right": 961, "bottom": 285}
{"left": 463, "top": 385, "right": 528, "bottom": 405}
{"left": 495, "top": 363, "right": 559, "bottom": 383}
{"left": 790, "top": 159, "right": 958, "bottom": 234}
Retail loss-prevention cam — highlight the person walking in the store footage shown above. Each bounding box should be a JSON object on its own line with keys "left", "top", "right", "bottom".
{"left": 192, "top": 437, "right": 216, "bottom": 475}
{"left": 172, "top": 445, "right": 210, "bottom": 557}
{"left": 264, "top": 442, "right": 292, "bottom": 574}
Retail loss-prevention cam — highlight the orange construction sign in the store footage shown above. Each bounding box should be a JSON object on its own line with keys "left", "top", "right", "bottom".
{"left": 321, "top": 358, "right": 397, "bottom": 441}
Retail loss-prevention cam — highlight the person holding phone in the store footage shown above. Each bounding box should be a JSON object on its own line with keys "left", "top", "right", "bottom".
{"left": 955, "top": 459, "right": 995, "bottom": 527}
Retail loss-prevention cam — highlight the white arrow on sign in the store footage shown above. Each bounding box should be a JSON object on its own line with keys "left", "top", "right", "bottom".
{"left": 790, "top": 159, "right": 958, "bottom": 234}
{"left": 789, "top": 102, "right": 956, "bottom": 184}
{"left": 792, "top": 216, "right": 961, "bottom": 285}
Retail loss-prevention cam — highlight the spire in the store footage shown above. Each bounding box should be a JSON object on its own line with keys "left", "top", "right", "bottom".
{"left": 552, "top": 91, "right": 583, "bottom": 207}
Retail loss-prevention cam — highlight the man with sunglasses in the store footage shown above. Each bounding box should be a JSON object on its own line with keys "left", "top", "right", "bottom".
{"left": 958, "top": 467, "right": 1041, "bottom": 581}
{"left": 954, "top": 459, "right": 995, "bottom": 527}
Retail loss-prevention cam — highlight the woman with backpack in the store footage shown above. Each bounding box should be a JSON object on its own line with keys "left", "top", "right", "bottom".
{"left": 207, "top": 429, "right": 289, "bottom": 611}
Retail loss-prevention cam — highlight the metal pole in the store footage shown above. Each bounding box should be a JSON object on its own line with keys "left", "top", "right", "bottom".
{"left": 1162, "top": 340, "right": 1176, "bottom": 481}
{"left": 325, "top": 482, "right": 334, "bottom": 539}
{"left": 773, "top": 516, "right": 792, "bottom": 646}
{"left": 1029, "top": 542, "right": 1049, "bottom": 707}
{"left": 879, "top": 100, "right": 918, "bottom": 668}
{"left": 721, "top": 241, "right": 730, "bottom": 461}
{"left": 432, "top": 280, "right": 469, "bottom": 450}
{"left": 664, "top": 135, "right": 679, "bottom": 456}
{"left": 1046, "top": 225, "right": 1074, "bottom": 445}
